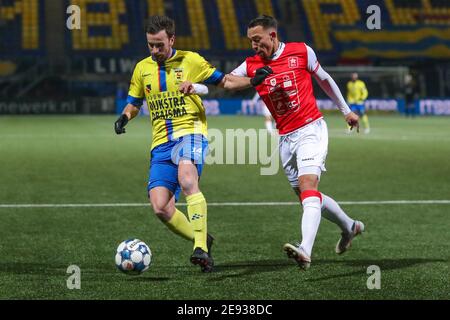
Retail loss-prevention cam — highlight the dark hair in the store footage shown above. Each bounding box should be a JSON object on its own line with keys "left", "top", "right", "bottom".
{"left": 248, "top": 15, "right": 278, "bottom": 30}
{"left": 144, "top": 15, "right": 175, "bottom": 38}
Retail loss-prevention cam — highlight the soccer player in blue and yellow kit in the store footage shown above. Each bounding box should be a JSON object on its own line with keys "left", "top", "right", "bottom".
{"left": 347, "top": 73, "right": 370, "bottom": 134}
{"left": 113, "top": 16, "right": 226, "bottom": 272}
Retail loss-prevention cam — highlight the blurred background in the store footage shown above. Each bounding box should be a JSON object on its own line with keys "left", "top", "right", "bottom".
{"left": 0, "top": 0, "right": 449, "bottom": 116}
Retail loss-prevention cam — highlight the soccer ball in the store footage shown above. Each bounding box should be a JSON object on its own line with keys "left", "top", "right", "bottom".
{"left": 115, "top": 239, "right": 152, "bottom": 275}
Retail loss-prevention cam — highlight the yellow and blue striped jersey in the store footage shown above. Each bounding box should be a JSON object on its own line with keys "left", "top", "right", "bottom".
{"left": 347, "top": 79, "right": 368, "bottom": 104}
{"left": 127, "top": 49, "right": 224, "bottom": 150}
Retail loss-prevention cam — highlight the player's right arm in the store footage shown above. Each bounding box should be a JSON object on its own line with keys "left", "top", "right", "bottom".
{"left": 186, "top": 52, "right": 271, "bottom": 91}
{"left": 114, "top": 103, "right": 139, "bottom": 135}
{"left": 220, "top": 74, "right": 252, "bottom": 90}
{"left": 115, "top": 64, "right": 145, "bottom": 134}
{"left": 178, "top": 81, "right": 209, "bottom": 95}
{"left": 122, "top": 104, "right": 140, "bottom": 120}
{"left": 218, "top": 61, "right": 273, "bottom": 90}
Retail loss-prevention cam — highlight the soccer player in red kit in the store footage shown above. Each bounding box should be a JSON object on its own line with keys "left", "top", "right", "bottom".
{"left": 224, "top": 15, "right": 365, "bottom": 269}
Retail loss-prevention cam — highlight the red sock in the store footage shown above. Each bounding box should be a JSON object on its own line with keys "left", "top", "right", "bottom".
{"left": 300, "top": 190, "right": 322, "bottom": 203}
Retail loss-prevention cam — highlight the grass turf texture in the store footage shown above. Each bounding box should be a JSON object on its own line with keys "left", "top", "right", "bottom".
{"left": 0, "top": 114, "right": 448, "bottom": 299}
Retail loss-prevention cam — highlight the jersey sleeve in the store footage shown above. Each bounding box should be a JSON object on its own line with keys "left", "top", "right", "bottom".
{"left": 127, "top": 64, "right": 144, "bottom": 107}
{"left": 231, "top": 61, "right": 248, "bottom": 77}
{"left": 306, "top": 45, "right": 320, "bottom": 73}
{"left": 189, "top": 52, "right": 225, "bottom": 85}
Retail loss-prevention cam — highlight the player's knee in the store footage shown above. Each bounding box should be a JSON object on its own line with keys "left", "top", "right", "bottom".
{"left": 300, "top": 182, "right": 317, "bottom": 192}
{"left": 299, "top": 176, "right": 319, "bottom": 192}
{"left": 179, "top": 176, "right": 199, "bottom": 196}
{"left": 152, "top": 205, "right": 172, "bottom": 221}
{"left": 181, "top": 184, "right": 199, "bottom": 196}
{"left": 149, "top": 197, "right": 173, "bottom": 220}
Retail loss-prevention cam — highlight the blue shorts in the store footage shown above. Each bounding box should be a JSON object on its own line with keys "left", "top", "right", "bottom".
{"left": 147, "top": 134, "right": 208, "bottom": 201}
{"left": 350, "top": 104, "right": 366, "bottom": 115}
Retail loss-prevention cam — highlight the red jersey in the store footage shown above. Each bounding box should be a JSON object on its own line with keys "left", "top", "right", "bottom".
{"left": 234, "top": 42, "right": 323, "bottom": 135}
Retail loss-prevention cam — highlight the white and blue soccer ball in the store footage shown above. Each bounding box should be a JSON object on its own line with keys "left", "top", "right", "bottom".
{"left": 115, "top": 239, "right": 152, "bottom": 275}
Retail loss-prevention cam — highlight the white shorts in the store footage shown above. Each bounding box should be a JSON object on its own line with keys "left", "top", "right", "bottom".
{"left": 279, "top": 118, "right": 328, "bottom": 188}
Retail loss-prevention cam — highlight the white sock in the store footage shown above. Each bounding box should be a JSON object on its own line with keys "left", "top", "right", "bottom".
{"left": 300, "top": 195, "right": 322, "bottom": 257}
{"left": 265, "top": 120, "right": 273, "bottom": 134}
{"left": 321, "top": 193, "right": 354, "bottom": 234}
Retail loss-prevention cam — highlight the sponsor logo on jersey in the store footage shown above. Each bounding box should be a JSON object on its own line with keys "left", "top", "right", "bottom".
{"left": 147, "top": 91, "right": 188, "bottom": 120}
{"left": 264, "top": 71, "right": 300, "bottom": 115}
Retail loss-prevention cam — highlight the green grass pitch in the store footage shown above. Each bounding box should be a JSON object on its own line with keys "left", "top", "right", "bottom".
{"left": 0, "top": 114, "right": 449, "bottom": 299}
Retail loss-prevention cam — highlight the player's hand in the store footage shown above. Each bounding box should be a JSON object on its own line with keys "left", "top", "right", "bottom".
{"left": 250, "top": 66, "right": 273, "bottom": 87}
{"left": 179, "top": 81, "right": 195, "bottom": 95}
{"left": 114, "top": 114, "right": 129, "bottom": 134}
{"left": 345, "top": 112, "right": 360, "bottom": 133}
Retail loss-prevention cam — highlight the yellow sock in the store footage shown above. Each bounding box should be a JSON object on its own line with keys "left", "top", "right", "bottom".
{"left": 163, "top": 208, "right": 194, "bottom": 242}
{"left": 186, "top": 192, "right": 208, "bottom": 252}
{"left": 362, "top": 114, "right": 370, "bottom": 129}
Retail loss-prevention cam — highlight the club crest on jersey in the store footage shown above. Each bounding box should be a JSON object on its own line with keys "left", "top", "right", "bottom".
{"left": 145, "top": 84, "right": 151, "bottom": 94}
{"left": 270, "top": 78, "right": 277, "bottom": 86}
{"left": 288, "top": 57, "right": 298, "bottom": 68}
{"left": 174, "top": 68, "right": 184, "bottom": 83}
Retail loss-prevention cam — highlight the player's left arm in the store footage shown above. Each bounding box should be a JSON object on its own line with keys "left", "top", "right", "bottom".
{"left": 188, "top": 52, "right": 227, "bottom": 88}
{"left": 218, "top": 61, "right": 272, "bottom": 90}
{"left": 178, "top": 81, "right": 209, "bottom": 95}
{"left": 215, "top": 60, "right": 251, "bottom": 90}
{"left": 219, "top": 74, "right": 252, "bottom": 90}
{"left": 307, "top": 45, "right": 359, "bottom": 131}
{"left": 184, "top": 53, "right": 252, "bottom": 91}
{"left": 188, "top": 52, "right": 272, "bottom": 90}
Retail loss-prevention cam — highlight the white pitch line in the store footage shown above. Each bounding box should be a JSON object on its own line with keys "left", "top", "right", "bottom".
{"left": 0, "top": 200, "right": 449, "bottom": 208}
